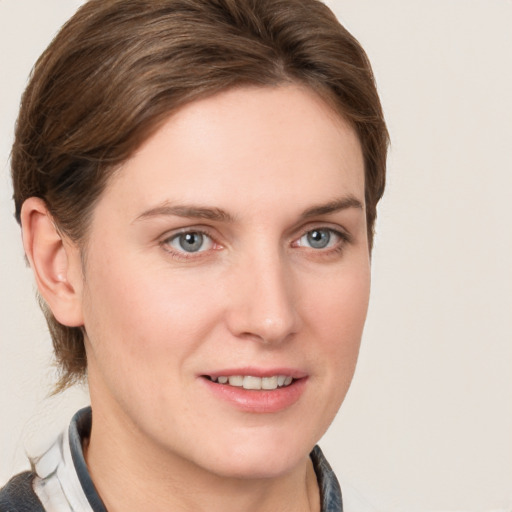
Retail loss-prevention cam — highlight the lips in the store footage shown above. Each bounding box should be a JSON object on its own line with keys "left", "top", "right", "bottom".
{"left": 200, "top": 369, "right": 308, "bottom": 413}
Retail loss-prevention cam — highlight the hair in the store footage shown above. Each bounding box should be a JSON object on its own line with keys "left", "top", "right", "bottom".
{"left": 11, "top": 0, "right": 389, "bottom": 391}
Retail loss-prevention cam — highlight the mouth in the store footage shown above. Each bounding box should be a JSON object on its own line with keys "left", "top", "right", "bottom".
{"left": 200, "top": 371, "right": 307, "bottom": 412}
{"left": 203, "top": 375, "right": 295, "bottom": 390}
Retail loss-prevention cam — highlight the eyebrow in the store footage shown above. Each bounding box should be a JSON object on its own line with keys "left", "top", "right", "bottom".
{"left": 299, "top": 195, "right": 364, "bottom": 219}
{"left": 134, "top": 195, "right": 363, "bottom": 224}
{"left": 134, "top": 203, "right": 235, "bottom": 223}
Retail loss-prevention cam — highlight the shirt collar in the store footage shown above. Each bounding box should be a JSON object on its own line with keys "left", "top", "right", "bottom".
{"left": 67, "top": 407, "right": 343, "bottom": 512}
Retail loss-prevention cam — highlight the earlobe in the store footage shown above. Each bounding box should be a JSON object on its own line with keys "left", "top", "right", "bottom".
{"left": 20, "top": 197, "right": 84, "bottom": 327}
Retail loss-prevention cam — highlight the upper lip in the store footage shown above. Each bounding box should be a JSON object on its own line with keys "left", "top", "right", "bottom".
{"left": 200, "top": 367, "right": 308, "bottom": 379}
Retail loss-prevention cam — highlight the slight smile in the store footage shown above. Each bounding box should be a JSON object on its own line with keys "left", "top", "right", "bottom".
{"left": 200, "top": 369, "right": 308, "bottom": 413}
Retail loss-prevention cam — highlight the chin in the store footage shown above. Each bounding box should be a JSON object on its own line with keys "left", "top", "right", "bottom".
{"left": 191, "top": 428, "right": 315, "bottom": 480}
{"left": 207, "top": 451, "right": 307, "bottom": 480}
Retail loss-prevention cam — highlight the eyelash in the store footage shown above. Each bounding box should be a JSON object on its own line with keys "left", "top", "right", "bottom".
{"left": 292, "top": 227, "right": 351, "bottom": 254}
{"left": 160, "top": 226, "right": 351, "bottom": 261}
{"left": 160, "top": 229, "right": 219, "bottom": 260}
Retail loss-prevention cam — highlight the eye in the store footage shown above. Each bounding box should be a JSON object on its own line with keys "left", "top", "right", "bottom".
{"left": 295, "top": 228, "right": 343, "bottom": 250}
{"left": 166, "top": 231, "right": 214, "bottom": 254}
{"left": 304, "top": 229, "right": 332, "bottom": 249}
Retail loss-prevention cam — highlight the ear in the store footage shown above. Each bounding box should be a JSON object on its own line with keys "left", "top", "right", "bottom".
{"left": 20, "top": 197, "right": 84, "bottom": 327}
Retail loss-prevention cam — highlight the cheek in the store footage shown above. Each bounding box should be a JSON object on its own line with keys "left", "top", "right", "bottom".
{"left": 302, "top": 262, "right": 370, "bottom": 396}
{"left": 292, "top": 262, "right": 370, "bottom": 439}
{"left": 305, "top": 263, "right": 370, "bottom": 346}
{"left": 81, "top": 261, "right": 226, "bottom": 431}
{"left": 81, "top": 251, "right": 220, "bottom": 380}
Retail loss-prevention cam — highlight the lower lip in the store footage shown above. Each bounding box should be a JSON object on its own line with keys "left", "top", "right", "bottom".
{"left": 201, "top": 377, "right": 308, "bottom": 413}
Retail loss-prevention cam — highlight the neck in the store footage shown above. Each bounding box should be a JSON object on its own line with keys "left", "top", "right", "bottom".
{"left": 83, "top": 402, "right": 321, "bottom": 512}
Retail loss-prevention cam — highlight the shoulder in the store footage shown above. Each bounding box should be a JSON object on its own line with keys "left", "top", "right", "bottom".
{"left": 0, "top": 472, "right": 45, "bottom": 512}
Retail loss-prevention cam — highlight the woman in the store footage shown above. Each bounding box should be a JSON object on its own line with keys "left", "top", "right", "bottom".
{"left": 0, "top": 0, "right": 388, "bottom": 510}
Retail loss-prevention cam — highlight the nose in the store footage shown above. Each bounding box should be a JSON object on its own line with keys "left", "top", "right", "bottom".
{"left": 225, "top": 249, "right": 301, "bottom": 345}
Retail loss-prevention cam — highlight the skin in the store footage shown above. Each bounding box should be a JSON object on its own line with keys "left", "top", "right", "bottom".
{"left": 22, "top": 85, "right": 370, "bottom": 512}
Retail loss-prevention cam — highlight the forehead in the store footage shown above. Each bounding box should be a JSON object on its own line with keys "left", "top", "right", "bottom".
{"left": 99, "top": 85, "right": 365, "bottom": 218}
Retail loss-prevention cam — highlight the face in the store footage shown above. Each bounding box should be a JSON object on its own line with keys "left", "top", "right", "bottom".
{"left": 79, "top": 85, "right": 370, "bottom": 479}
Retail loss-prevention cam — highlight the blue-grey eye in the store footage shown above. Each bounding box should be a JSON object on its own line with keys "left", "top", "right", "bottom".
{"left": 296, "top": 228, "right": 342, "bottom": 250}
{"left": 306, "top": 229, "right": 331, "bottom": 249}
{"left": 169, "top": 232, "right": 212, "bottom": 253}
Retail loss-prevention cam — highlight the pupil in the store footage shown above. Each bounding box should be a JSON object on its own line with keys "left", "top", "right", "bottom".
{"left": 180, "top": 232, "right": 203, "bottom": 252}
{"left": 307, "top": 229, "right": 330, "bottom": 249}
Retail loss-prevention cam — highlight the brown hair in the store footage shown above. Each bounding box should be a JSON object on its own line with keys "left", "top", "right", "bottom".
{"left": 12, "top": 0, "right": 389, "bottom": 390}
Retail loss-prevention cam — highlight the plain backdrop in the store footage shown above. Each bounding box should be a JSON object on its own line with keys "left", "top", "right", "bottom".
{"left": 1, "top": 1, "right": 511, "bottom": 511}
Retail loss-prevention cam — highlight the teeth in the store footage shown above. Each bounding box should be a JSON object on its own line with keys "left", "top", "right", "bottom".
{"left": 211, "top": 375, "right": 294, "bottom": 390}
{"left": 261, "top": 376, "right": 278, "bottom": 390}
{"left": 243, "top": 376, "right": 261, "bottom": 390}
{"left": 228, "top": 375, "right": 244, "bottom": 387}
